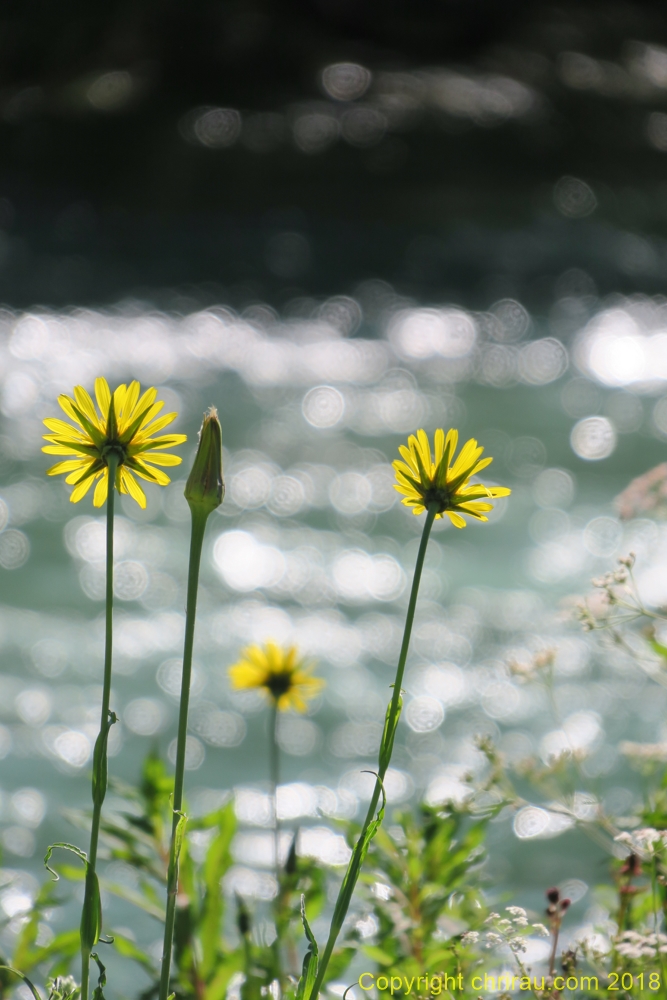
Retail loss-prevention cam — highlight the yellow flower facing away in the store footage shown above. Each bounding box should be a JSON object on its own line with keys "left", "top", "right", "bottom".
{"left": 42, "top": 378, "right": 187, "bottom": 508}
{"left": 393, "top": 427, "right": 511, "bottom": 528}
{"left": 228, "top": 642, "right": 324, "bottom": 712}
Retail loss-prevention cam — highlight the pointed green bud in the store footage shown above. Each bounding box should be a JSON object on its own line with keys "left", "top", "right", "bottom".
{"left": 184, "top": 407, "right": 224, "bottom": 515}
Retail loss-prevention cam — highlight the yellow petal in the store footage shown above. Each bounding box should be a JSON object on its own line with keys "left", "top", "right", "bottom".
{"left": 434, "top": 428, "right": 445, "bottom": 467}
{"left": 119, "top": 381, "right": 141, "bottom": 425}
{"left": 449, "top": 440, "right": 483, "bottom": 481}
{"left": 69, "top": 475, "right": 97, "bottom": 503}
{"left": 42, "top": 444, "right": 86, "bottom": 455}
{"left": 135, "top": 392, "right": 160, "bottom": 426}
{"left": 285, "top": 691, "right": 307, "bottom": 713}
{"left": 58, "top": 394, "right": 85, "bottom": 428}
{"left": 446, "top": 510, "right": 467, "bottom": 528}
{"left": 131, "top": 433, "right": 187, "bottom": 451}
{"left": 397, "top": 444, "right": 419, "bottom": 475}
{"left": 416, "top": 429, "right": 432, "bottom": 474}
{"left": 135, "top": 386, "right": 159, "bottom": 423}
{"left": 43, "top": 417, "right": 88, "bottom": 438}
{"left": 65, "top": 462, "right": 97, "bottom": 484}
{"left": 132, "top": 461, "right": 171, "bottom": 486}
{"left": 94, "top": 378, "right": 111, "bottom": 419}
{"left": 394, "top": 470, "right": 421, "bottom": 491}
{"left": 138, "top": 452, "right": 182, "bottom": 467}
{"left": 469, "top": 456, "right": 493, "bottom": 477}
{"left": 113, "top": 384, "right": 128, "bottom": 418}
{"left": 444, "top": 428, "right": 458, "bottom": 464}
{"left": 93, "top": 470, "right": 109, "bottom": 507}
{"left": 120, "top": 468, "right": 147, "bottom": 509}
{"left": 74, "top": 385, "right": 101, "bottom": 428}
{"left": 46, "top": 459, "right": 87, "bottom": 477}
{"left": 134, "top": 412, "right": 178, "bottom": 439}
{"left": 458, "top": 501, "right": 493, "bottom": 512}
{"left": 488, "top": 486, "right": 511, "bottom": 497}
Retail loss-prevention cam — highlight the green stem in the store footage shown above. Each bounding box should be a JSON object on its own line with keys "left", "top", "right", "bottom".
{"left": 159, "top": 508, "right": 209, "bottom": 1000}
{"left": 307, "top": 505, "right": 437, "bottom": 1000}
{"left": 270, "top": 703, "right": 280, "bottom": 875}
{"left": 270, "top": 702, "right": 282, "bottom": 981}
{"left": 81, "top": 455, "right": 118, "bottom": 1000}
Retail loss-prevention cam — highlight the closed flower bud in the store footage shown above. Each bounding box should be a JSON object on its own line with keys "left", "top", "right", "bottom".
{"left": 184, "top": 407, "right": 224, "bottom": 515}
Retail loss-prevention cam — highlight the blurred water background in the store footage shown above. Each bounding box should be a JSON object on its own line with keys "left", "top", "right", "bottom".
{"left": 3, "top": 0, "right": 667, "bottom": 991}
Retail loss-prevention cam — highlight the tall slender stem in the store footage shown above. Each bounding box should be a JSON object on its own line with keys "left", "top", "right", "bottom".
{"left": 270, "top": 703, "right": 280, "bottom": 874}
{"left": 159, "top": 509, "right": 208, "bottom": 1000}
{"left": 270, "top": 703, "right": 283, "bottom": 982}
{"left": 308, "top": 505, "right": 437, "bottom": 999}
{"left": 81, "top": 454, "right": 118, "bottom": 1000}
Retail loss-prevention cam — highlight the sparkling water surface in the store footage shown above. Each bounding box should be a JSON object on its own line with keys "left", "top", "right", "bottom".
{"left": 0, "top": 292, "right": 666, "bottom": 989}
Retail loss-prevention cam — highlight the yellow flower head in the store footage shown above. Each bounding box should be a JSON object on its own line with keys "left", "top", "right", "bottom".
{"left": 42, "top": 377, "right": 187, "bottom": 508}
{"left": 228, "top": 642, "right": 324, "bottom": 712}
{"left": 393, "top": 427, "right": 511, "bottom": 528}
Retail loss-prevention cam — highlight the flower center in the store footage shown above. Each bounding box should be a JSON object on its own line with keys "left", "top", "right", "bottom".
{"left": 422, "top": 485, "right": 451, "bottom": 513}
{"left": 102, "top": 442, "right": 127, "bottom": 467}
{"left": 266, "top": 671, "right": 294, "bottom": 699}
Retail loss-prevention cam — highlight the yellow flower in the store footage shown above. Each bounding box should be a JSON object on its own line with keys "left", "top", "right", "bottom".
{"left": 228, "top": 642, "right": 324, "bottom": 712}
{"left": 393, "top": 427, "right": 511, "bottom": 528}
{"left": 42, "top": 377, "right": 187, "bottom": 508}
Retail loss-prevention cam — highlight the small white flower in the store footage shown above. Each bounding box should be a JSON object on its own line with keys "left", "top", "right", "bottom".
{"left": 461, "top": 931, "right": 480, "bottom": 944}
{"left": 619, "top": 946, "right": 643, "bottom": 959}
{"left": 513, "top": 917, "right": 529, "bottom": 928}
{"left": 616, "top": 827, "right": 667, "bottom": 858}
{"left": 532, "top": 923, "right": 550, "bottom": 937}
{"left": 506, "top": 906, "right": 527, "bottom": 918}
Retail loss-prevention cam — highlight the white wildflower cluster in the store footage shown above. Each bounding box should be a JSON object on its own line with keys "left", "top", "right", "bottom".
{"left": 507, "top": 649, "right": 555, "bottom": 684}
{"left": 591, "top": 568, "right": 629, "bottom": 590}
{"left": 578, "top": 933, "right": 611, "bottom": 965}
{"left": 619, "top": 741, "right": 667, "bottom": 763}
{"left": 576, "top": 554, "right": 638, "bottom": 630}
{"left": 616, "top": 828, "right": 667, "bottom": 859}
{"left": 482, "top": 907, "right": 549, "bottom": 954}
{"left": 616, "top": 930, "right": 667, "bottom": 959}
{"left": 460, "top": 931, "right": 480, "bottom": 945}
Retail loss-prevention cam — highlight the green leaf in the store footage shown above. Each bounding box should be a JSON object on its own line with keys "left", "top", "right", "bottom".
{"left": 111, "top": 932, "right": 157, "bottom": 975}
{"left": 80, "top": 869, "right": 102, "bottom": 953}
{"left": 97, "top": 878, "right": 164, "bottom": 921}
{"left": 378, "top": 697, "right": 402, "bottom": 775}
{"left": 650, "top": 638, "right": 667, "bottom": 659}
{"left": 90, "top": 952, "right": 107, "bottom": 1000}
{"left": 200, "top": 804, "right": 236, "bottom": 978}
{"left": 297, "top": 895, "right": 319, "bottom": 1000}
{"left": 0, "top": 965, "right": 43, "bottom": 1000}
{"left": 203, "top": 953, "right": 244, "bottom": 1000}
{"left": 32, "top": 929, "right": 81, "bottom": 966}
{"left": 92, "top": 711, "right": 117, "bottom": 808}
{"left": 361, "top": 945, "right": 394, "bottom": 966}
{"left": 167, "top": 809, "right": 188, "bottom": 887}
{"left": 44, "top": 843, "right": 88, "bottom": 882}
{"left": 320, "top": 947, "right": 355, "bottom": 984}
